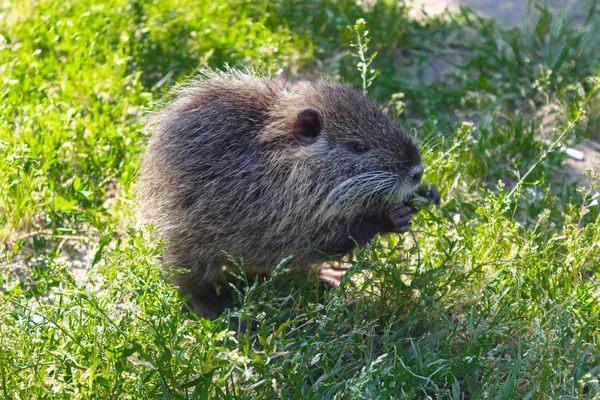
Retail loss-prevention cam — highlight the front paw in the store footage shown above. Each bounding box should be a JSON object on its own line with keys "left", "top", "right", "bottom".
{"left": 386, "top": 203, "right": 415, "bottom": 233}
{"left": 425, "top": 185, "right": 441, "bottom": 206}
{"left": 411, "top": 184, "right": 441, "bottom": 208}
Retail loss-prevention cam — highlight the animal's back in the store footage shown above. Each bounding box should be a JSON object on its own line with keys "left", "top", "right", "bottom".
{"left": 137, "top": 71, "right": 283, "bottom": 282}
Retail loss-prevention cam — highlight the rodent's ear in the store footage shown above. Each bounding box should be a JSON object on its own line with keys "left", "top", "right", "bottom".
{"left": 292, "top": 108, "right": 322, "bottom": 145}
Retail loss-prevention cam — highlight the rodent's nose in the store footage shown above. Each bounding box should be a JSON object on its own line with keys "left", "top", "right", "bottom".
{"left": 409, "top": 165, "right": 424, "bottom": 185}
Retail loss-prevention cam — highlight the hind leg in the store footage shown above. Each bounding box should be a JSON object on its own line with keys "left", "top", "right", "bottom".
{"left": 176, "top": 277, "right": 234, "bottom": 320}
{"left": 318, "top": 262, "right": 352, "bottom": 286}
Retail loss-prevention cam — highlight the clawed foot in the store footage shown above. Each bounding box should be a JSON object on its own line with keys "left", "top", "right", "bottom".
{"left": 424, "top": 185, "right": 442, "bottom": 206}
{"left": 386, "top": 184, "right": 441, "bottom": 233}
{"left": 318, "top": 262, "right": 351, "bottom": 286}
{"left": 386, "top": 203, "right": 415, "bottom": 233}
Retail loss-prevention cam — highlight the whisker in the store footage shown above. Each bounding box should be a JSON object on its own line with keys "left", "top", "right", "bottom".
{"left": 319, "top": 171, "right": 408, "bottom": 219}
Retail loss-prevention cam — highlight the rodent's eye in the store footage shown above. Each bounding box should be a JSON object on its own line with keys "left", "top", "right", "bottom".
{"left": 350, "top": 142, "right": 370, "bottom": 154}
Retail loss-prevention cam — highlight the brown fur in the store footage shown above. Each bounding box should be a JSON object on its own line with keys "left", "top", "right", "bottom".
{"left": 136, "top": 69, "right": 426, "bottom": 318}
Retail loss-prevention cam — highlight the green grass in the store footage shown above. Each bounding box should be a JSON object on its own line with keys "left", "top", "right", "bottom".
{"left": 1, "top": 0, "right": 600, "bottom": 398}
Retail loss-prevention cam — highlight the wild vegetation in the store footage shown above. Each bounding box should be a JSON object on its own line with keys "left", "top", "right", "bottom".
{"left": 1, "top": 0, "right": 599, "bottom": 398}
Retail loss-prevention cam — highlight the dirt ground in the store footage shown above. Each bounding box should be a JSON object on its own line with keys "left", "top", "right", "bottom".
{"left": 411, "top": 0, "right": 582, "bottom": 25}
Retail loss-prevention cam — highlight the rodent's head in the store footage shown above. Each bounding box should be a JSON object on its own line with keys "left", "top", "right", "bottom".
{"left": 264, "top": 81, "right": 423, "bottom": 216}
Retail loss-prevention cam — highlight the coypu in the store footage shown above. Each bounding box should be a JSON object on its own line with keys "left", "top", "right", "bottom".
{"left": 137, "top": 69, "right": 440, "bottom": 319}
